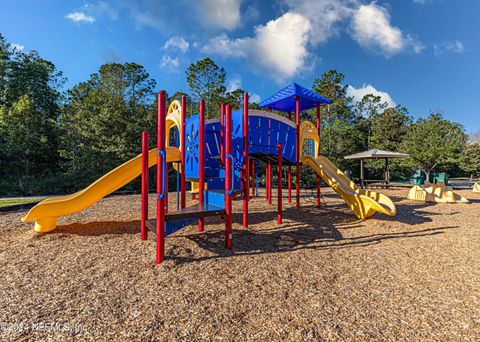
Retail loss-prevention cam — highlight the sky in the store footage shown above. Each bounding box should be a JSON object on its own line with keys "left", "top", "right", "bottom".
{"left": 1, "top": 0, "right": 478, "bottom": 133}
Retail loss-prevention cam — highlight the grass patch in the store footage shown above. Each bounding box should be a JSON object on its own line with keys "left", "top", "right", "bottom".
{"left": 0, "top": 198, "right": 43, "bottom": 207}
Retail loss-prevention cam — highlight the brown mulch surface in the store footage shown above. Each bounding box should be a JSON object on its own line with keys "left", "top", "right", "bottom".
{"left": 0, "top": 188, "right": 479, "bottom": 341}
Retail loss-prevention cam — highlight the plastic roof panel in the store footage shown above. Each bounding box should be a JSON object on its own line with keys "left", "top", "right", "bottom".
{"left": 259, "top": 82, "right": 331, "bottom": 113}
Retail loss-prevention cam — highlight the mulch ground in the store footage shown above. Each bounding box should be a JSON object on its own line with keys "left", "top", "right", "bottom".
{"left": 0, "top": 187, "right": 479, "bottom": 341}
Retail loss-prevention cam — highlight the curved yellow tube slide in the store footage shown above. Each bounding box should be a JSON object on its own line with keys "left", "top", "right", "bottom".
{"left": 22, "top": 147, "right": 181, "bottom": 232}
{"left": 302, "top": 155, "right": 396, "bottom": 219}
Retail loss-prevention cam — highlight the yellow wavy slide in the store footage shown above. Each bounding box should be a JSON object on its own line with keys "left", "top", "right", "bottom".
{"left": 22, "top": 147, "right": 181, "bottom": 233}
{"left": 302, "top": 155, "right": 396, "bottom": 219}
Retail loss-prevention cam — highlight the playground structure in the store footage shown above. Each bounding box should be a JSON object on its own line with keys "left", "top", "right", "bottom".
{"left": 22, "top": 83, "right": 397, "bottom": 264}
{"left": 473, "top": 182, "right": 480, "bottom": 193}
{"left": 407, "top": 184, "right": 469, "bottom": 203}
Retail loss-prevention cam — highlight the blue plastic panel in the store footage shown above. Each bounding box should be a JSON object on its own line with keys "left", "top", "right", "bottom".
{"left": 165, "top": 218, "right": 197, "bottom": 237}
{"left": 185, "top": 109, "right": 298, "bottom": 183}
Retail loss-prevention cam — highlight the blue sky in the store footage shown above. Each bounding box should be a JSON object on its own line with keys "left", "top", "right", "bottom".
{"left": 1, "top": 0, "right": 478, "bottom": 132}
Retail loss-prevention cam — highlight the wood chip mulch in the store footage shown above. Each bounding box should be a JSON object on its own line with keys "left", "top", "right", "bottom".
{"left": 0, "top": 188, "right": 479, "bottom": 341}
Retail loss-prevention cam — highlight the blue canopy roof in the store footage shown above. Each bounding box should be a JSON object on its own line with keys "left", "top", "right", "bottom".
{"left": 259, "top": 82, "right": 331, "bottom": 112}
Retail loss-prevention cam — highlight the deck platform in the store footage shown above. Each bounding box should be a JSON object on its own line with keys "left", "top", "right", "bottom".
{"left": 145, "top": 203, "right": 225, "bottom": 231}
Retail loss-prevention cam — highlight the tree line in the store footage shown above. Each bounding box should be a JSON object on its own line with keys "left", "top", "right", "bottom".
{"left": 0, "top": 33, "right": 479, "bottom": 196}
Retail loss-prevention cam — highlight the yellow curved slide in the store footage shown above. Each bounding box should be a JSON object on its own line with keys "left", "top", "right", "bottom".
{"left": 22, "top": 147, "right": 181, "bottom": 232}
{"left": 302, "top": 155, "right": 396, "bottom": 219}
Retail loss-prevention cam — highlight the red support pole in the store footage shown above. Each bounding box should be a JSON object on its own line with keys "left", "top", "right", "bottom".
{"left": 267, "top": 106, "right": 272, "bottom": 204}
{"left": 266, "top": 163, "right": 269, "bottom": 202}
{"left": 225, "top": 104, "right": 233, "bottom": 249}
{"left": 251, "top": 159, "right": 255, "bottom": 198}
{"left": 243, "top": 92, "right": 249, "bottom": 227}
{"left": 198, "top": 99, "right": 205, "bottom": 232}
{"left": 316, "top": 104, "right": 321, "bottom": 208}
{"left": 156, "top": 91, "right": 166, "bottom": 264}
{"left": 288, "top": 111, "right": 292, "bottom": 204}
{"left": 181, "top": 96, "right": 187, "bottom": 209}
{"left": 141, "top": 130, "right": 149, "bottom": 240}
{"left": 295, "top": 96, "right": 300, "bottom": 209}
{"left": 220, "top": 103, "right": 225, "bottom": 165}
{"left": 277, "top": 144, "right": 283, "bottom": 224}
{"left": 267, "top": 163, "right": 272, "bottom": 205}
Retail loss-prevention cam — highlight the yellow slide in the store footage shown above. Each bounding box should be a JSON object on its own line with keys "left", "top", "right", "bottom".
{"left": 22, "top": 147, "right": 181, "bottom": 233}
{"left": 473, "top": 182, "right": 480, "bottom": 193}
{"left": 302, "top": 155, "right": 396, "bottom": 219}
{"left": 407, "top": 184, "right": 469, "bottom": 203}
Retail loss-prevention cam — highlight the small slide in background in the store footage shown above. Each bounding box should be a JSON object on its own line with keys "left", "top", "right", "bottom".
{"left": 302, "top": 155, "right": 396, "bottom": 219}
{"left": 22, "top": 147, "right": 181, "bottom": 232}
{"left": 407, "top": 185, "right": 469, "bottom": 203}
{"left": 473, "top": 182, "right": 480, "bottom": 193}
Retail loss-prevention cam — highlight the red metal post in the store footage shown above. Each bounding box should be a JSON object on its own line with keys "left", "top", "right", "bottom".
{"left": 181, "top": 96, "right": 187, "bottom": 209}
{"left": 316, "top": 104, "right": 321, "bottom": 208}
{"left": 156, "top": 91, "right": 166, "bottom": 264}
{"left": 198, "top": 99, "right": 205, "bottom": 232}
{"left": 251, "top": 159, "right": 255, "bottom": 198}
{"left": 243, "top": 92, "right": 249, "bottom": 227}
{"left": 277, "top": 144, "right": 283, "bottom": 224}
{"left": 141, "top": 130, "right": 149, "bottom": 240}
{"left": 266, "top": 163, "right": 269, "bottom": 201}
{"left": 295, "top": 96, "right": 300, "bottom": 209}
{"left": 220, "top": 103, "right": 225, "bottom": 165}
{"left": 225, "top": 104, "right": 233, "bottom": 249}
{"left": 288, "top": 111, "right": 292, "bottom": 204}
{"left": 267, "top": 163, "right": 272, "bottom": 205}
{"left": 267, "top": 106, "right": 272, "bottom": 204}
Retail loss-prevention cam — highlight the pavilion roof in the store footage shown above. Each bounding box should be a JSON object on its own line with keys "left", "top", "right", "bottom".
{"left": 344, "top": 149, "right": 409, "bottom": 160}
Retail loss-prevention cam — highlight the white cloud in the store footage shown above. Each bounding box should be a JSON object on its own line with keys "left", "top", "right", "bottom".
{"left": 10, "top": 44, "right": 24, "bottom": 52}
{"left": 225, "top": 77, "right": 260, "bottom": 102}
{"left": 201, "top": 34, "right": 249, "bottom": 58}
{"left": 66, "top": 12, "right": 96, "bottom": 23}
{"left": 412, "top": 40, "right": 426, "bottom": 54}
{"left": 350, "top": 3, "right": 421, "bottom": 57}
{"left": 346, "top": 84, "right": 396, "bottom": 108}
{"left": 200, "top": 1, "right": 423, "bottom": 79}
{"left": 227, "top": 77, "right": 242, "bottom": 92}
{"left": 163, "top": 37, "right": 190, "bottom": 53}
{"left": 413, "top": 0, "right": 433, "bottom": 4}
{"left": 284, "top": 0, "right": 357, "bottom": 45}
{"left": 249, "top": 93, "right": 261, "bottom": 104}
{"left": 195, "top": 0, "right": 243, "bottom": 30}
{"left": 203, "top": 12, "right": 312, "bottom": 81}
{"left": 253, "top": 12, "right": 312, "bottom": 78}
{"left": 160, "top": 55, "right": 180, "bottom": 72}
{"left": 433, "top": 40, "right": 466, "bottom": 56}
{"left": 84, "top": 1, "right": 119, "bottom": 20}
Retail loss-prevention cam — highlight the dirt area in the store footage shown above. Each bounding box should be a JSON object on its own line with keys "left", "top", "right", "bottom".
{"left": 0, "top": 188, "right": 479, "bottom": 341}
